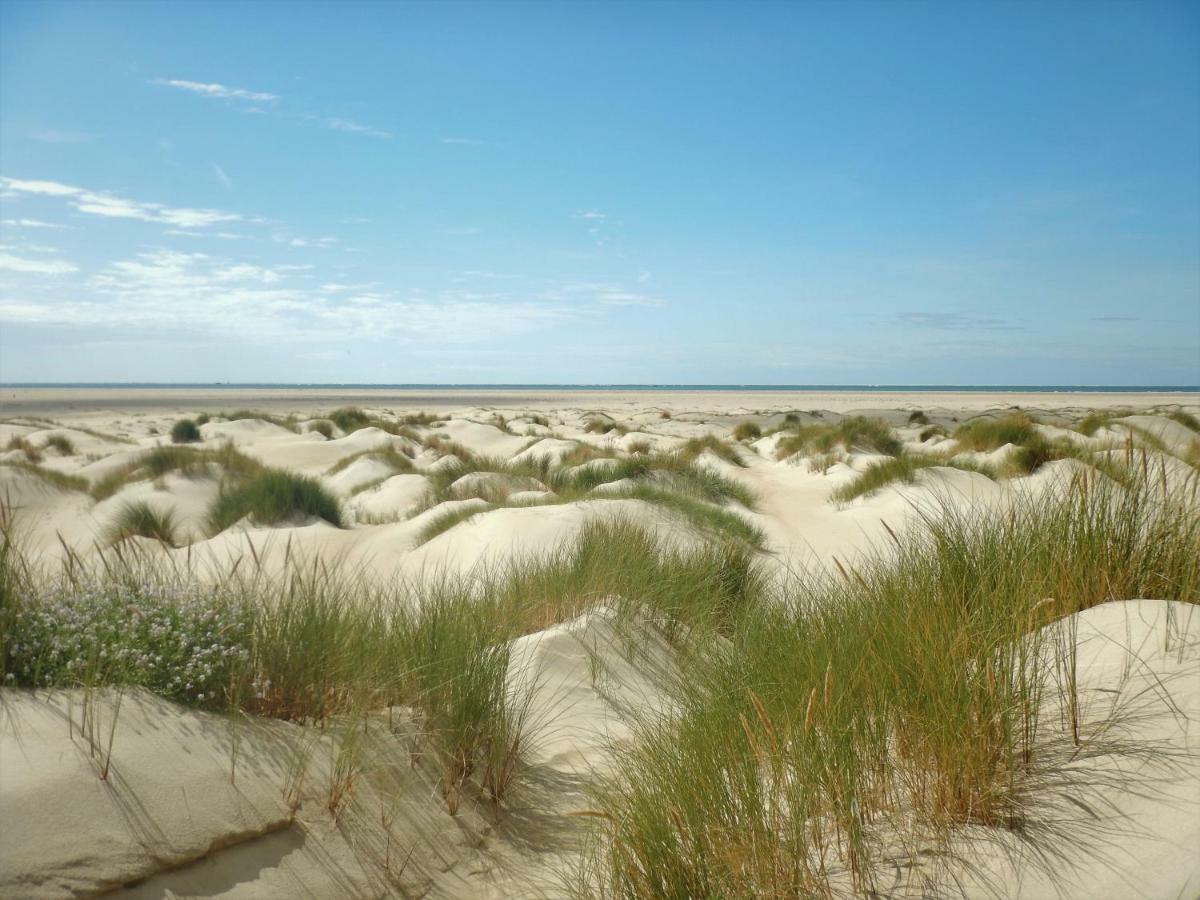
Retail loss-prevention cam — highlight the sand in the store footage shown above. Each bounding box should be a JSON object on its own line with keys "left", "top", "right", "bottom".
{"left": 1, "top": 390, "right": 1198, "bottom": 898}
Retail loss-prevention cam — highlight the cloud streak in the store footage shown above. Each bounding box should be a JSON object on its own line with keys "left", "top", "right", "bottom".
{"left": 1, "top": 176, "right": 241, "bottom": 229}
{"left": 327, "top": 118, "right": 392, "bottom": 139}
{"left": 0, "top": 252, "right": 77, "bottom": 274}
{"left": 154, "top": 79, "right": 278, "bottom": 102}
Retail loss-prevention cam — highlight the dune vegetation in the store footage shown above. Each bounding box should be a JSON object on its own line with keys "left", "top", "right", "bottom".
{"left": 169, "top": 418, "right": 201, "bottom": 444}
{"left": 1, "top": 402, "right": 1198, "bottom": 895}
{"left": 1, "top": 454, "right": 1196, "bottom": 892}
{"left": 208, "top": 470, "right": 343, "bottom": 532}
{"left": 776, "top": 416, "right": 904, "bottom": 460}
{"left": 571, "top": 467, "right": 1200, "bottom": 897}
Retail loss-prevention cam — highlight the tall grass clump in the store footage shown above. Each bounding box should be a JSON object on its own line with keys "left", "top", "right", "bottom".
{"left": 329, "top": 406, "right": 371, "bottom": 431}
{"left": 45, "top": 434, "right": 76, "bottom": 455}
{"left": 732, "top": 422, "right": 762, "bottom": 442}
{"left": 5, "top": 436, "right": 43, "bottom": 463}
{"left": 680, "top": 434, "right": 746, "bottom": 466}
{"left": 776, "top": 416, "right": 902, "bottom": 460}
{"left": 831, "top": 454, "right": 996, "bottom": 502}
{"left": 575, "top": 468, "right": 1200, "bottom": 897}
{"left": 1167, "top": 409, "right": 1200, "bottom": 432}
{"left": 170, "top": 418, "right": 202, "bottom": 444}
{"left": 208, "top": 471, "right": 342, "bottom": 533}
{"left": 1075, "top": 409, "right": 1134, "bottom": 436}
{"left": 90, "top": 443, "right": 262, "bottom": 500}
{"left": 106, "top": 501, "right": 178, "bottom": 546}
{"left": 952, "top": 413, "right": 1040, "bottom": 451}
{"left": 0, "top": 461, "right": 89, "bottom": 493}
{"left": 326, "top": 445, "right": 415, "bottom": 477}
{"left": 585, "top": 418, "right": 625, "bottom": 435}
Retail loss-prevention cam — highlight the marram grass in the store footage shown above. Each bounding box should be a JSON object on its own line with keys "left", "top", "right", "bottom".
{"left": 2, "top": 458, "right": 1195, "bottom": 879}
{"left": 571, "top": 467, "right": 1199, "bottom": 898}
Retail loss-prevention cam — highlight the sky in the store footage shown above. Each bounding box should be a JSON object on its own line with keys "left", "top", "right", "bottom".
{"left": 0, "top": 0, "right": 1198, "bottom": 385}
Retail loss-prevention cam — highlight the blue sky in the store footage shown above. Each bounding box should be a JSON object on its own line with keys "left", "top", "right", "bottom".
{"left": 1, "top": 0, "right": 1197, "bottom": 385}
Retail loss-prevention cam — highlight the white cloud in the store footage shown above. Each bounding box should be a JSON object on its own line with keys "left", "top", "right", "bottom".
{"left": 211, "top": 162, "right": 233, "bottom": 190}
{"left": 0, "top": 250, "right": 604, "bottom": 344}
{"left": 1, "top": 218, "right": 68, "bottom": 229}
{"left": 574, "top": 210, "right": 607, "bottom": 220}
{"left": 320, "top": 281, "right": 380, "bottom": 293}
{"left": 1, "top": 176, "right": 241, "bottom": 229}
{"left": 165, "top": 230, "right": 248, "bottom": 240}
{"left": 0, "top": 253, "right": 77, "bottom": 274}
{"left": 327, "top": 118, "right": 392, "bottom": 139}
{"left": 551, "top": 281, "right": 664, "bottom": 307}
{"left": 2, "top": 178, "right": 80, "bottom": 197}
{"left": 273, "top": 233, "right": 338, "bottom": 248}
{"left": 440, "top": 137, "right": 488, "bottom": 146}
{"left": 154, "top": 79, "right": 278, "bottom": 102}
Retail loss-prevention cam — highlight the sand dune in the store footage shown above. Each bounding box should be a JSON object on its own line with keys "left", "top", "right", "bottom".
{"left": 1, "top": 392, "right": 1197, "bottom": 898}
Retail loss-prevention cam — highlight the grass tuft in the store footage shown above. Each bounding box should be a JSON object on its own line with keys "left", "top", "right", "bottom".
{"left": 576, "top": 467, "right": 1200, "bottom": 896}
{"left": 0, "top": 461, "right": 89, "bottom": 493}
{"left": 679, "top": 434, "right": 746, "bottom": 467}
{"left": 45, "top": 435, "right": 76, "bottom": 455}
{"left": 170, "top": 419, "right": 202, "bottom": 444}
{"left": 5, "top": 437, "right": 43, "bottom": 463}
{"left": 831, "top": 454, "right": 996, "bottom": 502}
{"left": 952, "top": 412, "right": 1039, "bottom": 450}
{"left": 107, "top": 501, "right": 178, "bottom": 546}
{"left": 329, "top": 407, "right": 372, "bottom": 432}
{"left": 732, "top": 422, "right": 762, "bottom": 442}
{"left": 776, "top": 416, "right": 902, "bottom": 460}
{"left": 208, "top": 470, "right": 342, "bottom": 533}
{"left": 1167, "top": 410, "right": 1200, "bottom": 432}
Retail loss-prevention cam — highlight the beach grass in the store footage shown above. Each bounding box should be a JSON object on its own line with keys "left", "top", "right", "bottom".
{"left": 831, "top": 453, "right": 997, "bottom": 502}
{"left": 5, "top": 436, "right": 43, "bottom": 464}
{"left": 208, "top": 470, "right": 343, "bottom": 532}
{"left": 106, "top": 501, "right": 178, "bottom": 546}
{"left": 732, "top": 422, "right": 762, "bottom": 441}
{"left": 170, "top": 418, "right": 201, "bottom": 444}
{"left": 45, "top": 435, "right": 76, "bottom": 455}
{"left": 325, "top": 445, "right": 415, "bottom": 476}
{"left": 0, "top": 461, "right": 90, "bottom": 493}
{"left": 776, "top": 416, "right": 903, "bottom": 460}
{"left": 573, "top": 465, "right": 1200, "bottom": 897}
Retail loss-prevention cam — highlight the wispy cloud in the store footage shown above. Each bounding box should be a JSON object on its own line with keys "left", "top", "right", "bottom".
{"left": 154, "top": 79, "right": 278, "bottom": 102}
{"left": 272, "top": 232, "right": 338, "bottom": 248}
{"left": 1, "top": 176, "right": 241, "bottom": 229}
{"left": 210, "top": 162, "right": 233, "bottom": 190}
{"left": 0, "top": 249, "right": 579, "bottom": 342}
{"left": 320, "top": 281, "right": 380, "bottom": 293}
{"left": 896, "top": 311, "right": 1027, "bottom": 332}
{"left": 550, "top": 281, "right": 665, "bottom": 307}
{"left": 574, "top": 210, "right": 607, "bottom": 221}
{"left": 440, "top": 136, "right": 489, "bottom": 146}
{"left": 327, "top": 117, "right": 392, "bottom": 139}
{"left": 1, "top": 218, "right": 68, "bottom": 229}
{"left": 165, "top": 229, "right": 247, "bottom": 240}
{"left": 1091, "top": 315, "right": 1138, "bottom": 322}
{"left": 0, "top": 252, "right": 77, "bottom": 274}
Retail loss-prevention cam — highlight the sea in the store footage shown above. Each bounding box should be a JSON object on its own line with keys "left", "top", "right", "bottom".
{"left": 2, "top": 384, "right": 1197, "bottom": 393}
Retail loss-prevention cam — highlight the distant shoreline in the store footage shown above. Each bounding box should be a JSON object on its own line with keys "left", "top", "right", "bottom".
{"left": 3, "top": 383, "right": 1198, "bottom": 393}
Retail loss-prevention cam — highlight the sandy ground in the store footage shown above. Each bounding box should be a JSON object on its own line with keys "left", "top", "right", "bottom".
{"left": 1, "top": 393, "right": 1198, "bottom": 898}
